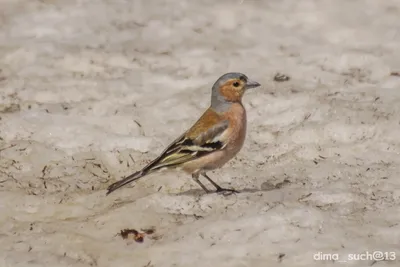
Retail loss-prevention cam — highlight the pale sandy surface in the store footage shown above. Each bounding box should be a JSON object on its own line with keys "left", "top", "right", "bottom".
{"left": 1, "top": 0, "right": 400, "bottom": 266}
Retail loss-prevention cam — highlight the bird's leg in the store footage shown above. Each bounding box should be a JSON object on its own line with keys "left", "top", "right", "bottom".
{"left": 192, "top": 173, "right": 210, "bottom": 193}
{"left": 201, "top": 173, "right": 238, "bottom": 194}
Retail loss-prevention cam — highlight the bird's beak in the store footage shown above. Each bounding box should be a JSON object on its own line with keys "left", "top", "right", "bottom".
{"left": 245, "top": 79, "right": 261, "bottom": 89}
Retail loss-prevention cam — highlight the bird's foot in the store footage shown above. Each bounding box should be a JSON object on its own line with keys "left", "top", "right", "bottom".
{"left": 215, "top": 187, "right": 239, "bottom": 196}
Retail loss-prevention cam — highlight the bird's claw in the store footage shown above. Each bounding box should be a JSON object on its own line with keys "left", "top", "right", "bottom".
{"left": 215, "top": 188, "right": 239, "bottom": 195}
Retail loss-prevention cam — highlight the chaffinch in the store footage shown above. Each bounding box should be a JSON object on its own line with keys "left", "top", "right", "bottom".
{"left": 106, "top": 72, "right": 261, "bottom": 195}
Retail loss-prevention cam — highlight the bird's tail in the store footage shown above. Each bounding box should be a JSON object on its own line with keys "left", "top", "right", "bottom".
{"left": 106, "top": 133, "right": 193, "bottom": 195}
{"left": 106, "top": 170, "right": 149, "bottom": 195}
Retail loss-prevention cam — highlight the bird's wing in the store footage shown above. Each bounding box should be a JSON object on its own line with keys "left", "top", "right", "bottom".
{"left": 142, "top": 119, "right": 229, "bottom": 172}
{"left": 106, "top": 108, "right": 229, "bottom": 195}
{"left": 106, "top": 118, "right": 229, "bottom": 195}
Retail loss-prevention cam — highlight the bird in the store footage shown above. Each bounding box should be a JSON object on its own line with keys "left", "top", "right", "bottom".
{"left": 106, "top": 72, "right": 261, "bottom": 195}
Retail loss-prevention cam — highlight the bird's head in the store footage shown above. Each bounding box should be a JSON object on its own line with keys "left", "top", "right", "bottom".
{"left": 211, "top": 72, "right": 260, "bottom": 109}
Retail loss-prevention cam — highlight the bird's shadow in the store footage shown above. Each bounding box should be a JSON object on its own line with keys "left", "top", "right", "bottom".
{"left": 175, "top": 187, "right": 280, "bottom": 197}
{"left": 175, "top": 179, "right": 292, "bottom": 196}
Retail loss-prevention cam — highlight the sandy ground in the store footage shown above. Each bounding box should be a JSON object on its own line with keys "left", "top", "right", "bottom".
{"left": 1, "top": 0, "right": 400, "bottom": 266}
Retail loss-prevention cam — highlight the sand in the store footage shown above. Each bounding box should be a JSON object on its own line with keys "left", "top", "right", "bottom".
{"left": 1, "top": 0, "right": 400, "bottom": 266}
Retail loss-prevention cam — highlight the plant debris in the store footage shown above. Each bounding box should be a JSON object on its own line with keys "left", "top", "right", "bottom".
{"left": 119, "top": 227, "right": 156, "bottom": 243}
{"left": 390, "top": 71, "right": 400, "bottom": 77}
{"left": 274, "top": 73, "right": 290, "bottom": 82}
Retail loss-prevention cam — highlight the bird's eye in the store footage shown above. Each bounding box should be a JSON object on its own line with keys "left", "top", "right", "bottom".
{"left": 233, "top": 82, "right": 240, "bottom": 87}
